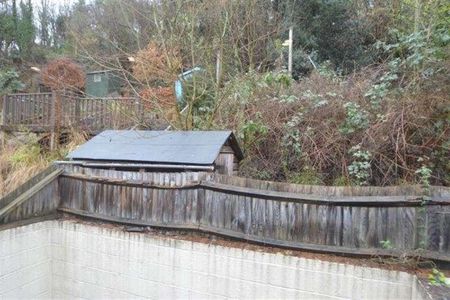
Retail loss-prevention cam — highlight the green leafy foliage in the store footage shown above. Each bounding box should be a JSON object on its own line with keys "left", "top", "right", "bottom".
{"left": 263, "top": 71, "right": 292, "bottom": 88}
{"left": 371, "top": 27, "right": 449, "bottom": 97}
{"left": 9, "top": 143, "right": 41, "bottom": 168}
{"left": 428, "top": 268, "right": 449, "bottom": 286}
{"left": 288, "top": 167, "right": 323, "bottom": 185}
{"left": 16, "top": 0, "right": 35, "bottom": 58}
{"left": 0, "top": 0, "right": 35, "bottom": 61}
{"left": 348, "top": 145, "right": 371, "bottom": 186}
{"left": 239, "top": 116, "right": 269, "bottom": 152}
{"left": 380, "top": 240, "right": 393, "bottom": 250}
{"left": 415, "top": 164, "right": 433, "bottom": 187}
{"left": 0, "top": 69, "right": 25, "bottom": 95}
{"left": 340, "top": 103, "right": 369, "bottom": 135}
{"left": 276, "top": 0, "right": 376, "bottom": 77}
{"left": 364, "top": 59, "right": 399, "bottom": 106}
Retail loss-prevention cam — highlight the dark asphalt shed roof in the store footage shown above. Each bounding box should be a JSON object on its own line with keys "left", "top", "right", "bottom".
{"left": 67, "top": 130, "right": 243, "bottom": 165}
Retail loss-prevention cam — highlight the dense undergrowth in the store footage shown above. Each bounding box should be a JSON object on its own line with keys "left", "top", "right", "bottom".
{"left": 224, "top": 68, "right": 448, "bottom": 186}
{"left": 0, "top": 131, "right": 87, "bottom": 198}
{"left": 208, "top": 30, "right": 449, "bottom": 186}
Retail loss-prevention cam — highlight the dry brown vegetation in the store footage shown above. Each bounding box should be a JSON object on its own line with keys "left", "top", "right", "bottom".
{"left": 133, "top": 43, "right": 182, "bottom": 86}
{"left": 41, "top": 59, "right": 86, "bottom": 91}
{"left": 0, "top": 131, "right": 87, "bottom": 198}
{"left": 213, "top": 67, "right": 449, "bottom": 186}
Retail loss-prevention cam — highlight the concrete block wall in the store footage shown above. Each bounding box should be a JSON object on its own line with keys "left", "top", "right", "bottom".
{"left": 1, "top": 221, "right": 428, "bottom": 299}
{"left": 0, "top": 222, "right": 52, "bottom": 299}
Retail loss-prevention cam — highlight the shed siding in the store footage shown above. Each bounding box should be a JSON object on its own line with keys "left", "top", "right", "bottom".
{"left": 214, "top": 152, "right": 236, "bottom": 175}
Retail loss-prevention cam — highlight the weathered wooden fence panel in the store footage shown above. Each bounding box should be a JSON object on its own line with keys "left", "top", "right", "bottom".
{"left": 0, "top": 165, "right": 61, "bottom": 224}
{"left": 1, "top": 93, "right": 142, "bottom": 133}
{"left": 1, "top": 163, "right": 448, "bottom": 259}
{"left": 57, "top": 166, "right": 450, "bottom": 259}
{"left": 196, "top": 189, "right": 420, "bottom": 250}
{"left": 59, "top": 165, "right": 207, "bottom": 228}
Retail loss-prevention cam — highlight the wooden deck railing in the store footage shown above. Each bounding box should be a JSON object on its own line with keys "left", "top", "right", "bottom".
{"left": 1, "top": 92, "right": 143, "bottom": 134}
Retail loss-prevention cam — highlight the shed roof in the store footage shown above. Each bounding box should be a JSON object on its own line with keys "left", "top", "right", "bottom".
{"left": 67, "top": 130, "right": 243, "bottom": 165}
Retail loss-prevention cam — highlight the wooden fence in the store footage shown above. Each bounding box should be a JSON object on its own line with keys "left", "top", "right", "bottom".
{"left": 1, "top": 92, "right": 143, "bottom": 134}
{"left": 1, "top": 164, "right": 450, "bottom": 261}
{"left": 0, "top": 165, "right": 61, "bottom": 226}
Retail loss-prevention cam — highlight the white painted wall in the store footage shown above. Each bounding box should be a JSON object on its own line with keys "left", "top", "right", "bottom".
{"left": 0, "top": 222, "right": 52, "bottom": 299}
{"left": 0, "top": 221, "right": 428, "bottom": 299}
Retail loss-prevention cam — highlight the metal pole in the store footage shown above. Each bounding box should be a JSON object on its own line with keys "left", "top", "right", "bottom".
{"left": 216, "top": 49, "right": 222, "bottom": 85}
{"left": 288, "top": 26, "right": 293, "bottom": 77}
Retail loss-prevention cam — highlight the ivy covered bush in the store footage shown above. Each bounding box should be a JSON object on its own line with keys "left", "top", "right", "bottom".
{"left": 209, "top": 47, "right": 448, "bottom": 185}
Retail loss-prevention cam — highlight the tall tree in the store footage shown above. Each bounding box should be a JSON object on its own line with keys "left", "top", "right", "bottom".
{"left": 38, "top": 0, "right": 50, "bottom": 46}
{"left": 274, "top": 0, "right": 375, "bottom": 76}
{"left": 17, "top": 0, "right": 35, "bottom": 58}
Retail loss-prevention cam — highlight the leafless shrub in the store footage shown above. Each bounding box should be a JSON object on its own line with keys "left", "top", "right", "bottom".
{"left": 215, "top": 68, "right": 449, "bottom": 186}
{"left": 41, "top": 58, "right": 85, "bottom": 91}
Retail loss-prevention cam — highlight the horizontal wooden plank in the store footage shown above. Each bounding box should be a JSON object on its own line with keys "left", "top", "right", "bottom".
{"left": 58, "top": 207, "right": 450, "bottom": 263}
{"left": 61, "top": 172, "right": 449, "bottom": 206}
{"left": 0, "top": 165, "right": 58, "bottom": 209}
{"left": 61, "top": 173, "right": 201, "bottom": 189}
{"left": 201, "top": 181, "right": 448, "bottom": 206}
{"left": 58, "top": 207, "right": 199, "bottom": 230}
{"left": 0, "top": 169, "right": 63, "bottom": 219}
{"left": 0, "top": 125, "right": 52, "bottom": 132}
{"left": 212, "top": 174, "right": 450, "bottom": 198}
{"left": 0, "top": 125, "right": 103, "bottom": 135}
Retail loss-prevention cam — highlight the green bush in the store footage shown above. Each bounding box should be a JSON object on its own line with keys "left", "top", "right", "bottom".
{"left": 9, "top": 144, "right": 42, "bottom": 168}
{"left": 0, "top": 69, "right": 25, "bottom": 95}
{"left": 288, "top": 168, "right": 323, "bottom": 185}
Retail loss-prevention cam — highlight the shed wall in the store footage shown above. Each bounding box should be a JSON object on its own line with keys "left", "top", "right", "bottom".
{"left": 215, "top": 145, "right": 239, "bottom": 175}
{"left": 86, "top": 72, "right": 109, "bottom": 97}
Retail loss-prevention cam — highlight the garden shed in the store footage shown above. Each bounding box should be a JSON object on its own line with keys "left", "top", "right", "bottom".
{"left": 65, "top": 130, "right": 243, "bottom": 175}
{"left": 86, "top": 70, "right": 123, "bottom": 97}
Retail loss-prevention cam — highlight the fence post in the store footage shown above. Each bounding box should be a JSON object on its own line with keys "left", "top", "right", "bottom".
{"left": 49, "top": 92, "right": 56, "bottom": 151}
{"left": 75, "top": 96, "right": 81, "bottom": 129}
{"left": 132, "top": 97, "right": 143, "bottom": 128}
{"left": 1, "top": 95, "right": 7, "bottom": 126}
{"left": 415, "top": 206, "right": 425, "bottom": 249}
{"left": 138, "top": 97, "right": 144, "bottom": 127}
{"left": 0, "top": 95, "right": 9, "bottom": 148}
{"left": 426, "top": 205, "right": 441, "bottom": 251}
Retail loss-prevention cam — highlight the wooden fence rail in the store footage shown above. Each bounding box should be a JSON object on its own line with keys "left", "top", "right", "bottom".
{"left": 1, "top": 92, "right": 142, "bottom": 134}
{"left": 1, "top": 164, "right": 450, "bottom": 261}
{"left": 56, "top": 165, "right": 450, "bottom": 260}
{"left": 0, "top": 165, "right": 61, "bottom": 225}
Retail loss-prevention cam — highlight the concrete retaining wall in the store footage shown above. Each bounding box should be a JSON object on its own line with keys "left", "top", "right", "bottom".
{"left": 0, "top": 222, "right": 52, "bottom": 299}
{"left": 1, "top": 221, "right": 428, "bottom": 299}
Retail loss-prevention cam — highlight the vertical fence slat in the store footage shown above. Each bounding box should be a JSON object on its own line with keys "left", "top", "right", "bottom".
{"left": 1, "top": 95, "right": 7, "bottom": 126}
